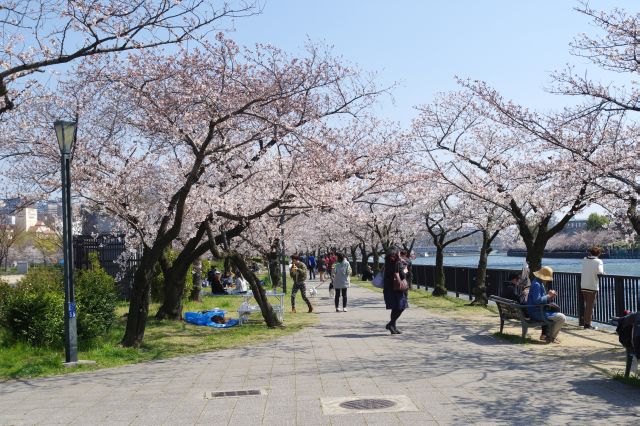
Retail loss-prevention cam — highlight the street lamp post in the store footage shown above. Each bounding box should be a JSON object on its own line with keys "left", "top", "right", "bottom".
{"left": 55, "top": 120, "right": 78, "bottom": 364}
{"left": 280, "top": 209, "right": 287, "bottom": 293}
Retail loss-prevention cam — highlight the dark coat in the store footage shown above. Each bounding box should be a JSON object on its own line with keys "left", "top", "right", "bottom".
{"left": 502, "top": 282, "right": 519, "bottom": 303}
{"left": 210, "top": 275, "right": 227, "bottom": 295}
{"left": 383, "top": 254, "right": 408, "bottom": 310}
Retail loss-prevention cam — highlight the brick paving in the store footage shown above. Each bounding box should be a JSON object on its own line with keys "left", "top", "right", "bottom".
{"left": 1, "top": 282, "right": 639, "bottom": 425}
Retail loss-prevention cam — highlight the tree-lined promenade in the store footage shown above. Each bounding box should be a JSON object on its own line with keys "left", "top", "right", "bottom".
{"left": 0, "top": 1, "right": 639, "bottom": 351}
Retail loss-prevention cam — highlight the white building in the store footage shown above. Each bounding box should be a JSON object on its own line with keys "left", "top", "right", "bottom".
{"left": 15, "top": 208, "right": 37, "bottom": 232}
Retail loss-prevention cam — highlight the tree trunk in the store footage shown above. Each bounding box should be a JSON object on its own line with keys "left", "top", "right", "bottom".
{"left": 358, "top": 243, "right": 368, "bottom": 271}
{"left": 190, "top": 257, "right": 202, "bottom": 302}
{"left": 122, "top": 248, "right": 157, "bottom": 347}
{"left": 372, "top": 251, "right": 381, "bottom": 273}
{"left": 525, "top": 240, "right": 547, "bottom": 275}
{"left": 155, "top": 270, "right": 186, "bottom": 320}
{"left": 432, "top": 247, "right": 447, "bottom": 296}
{"left": 349, "top": 245, "right": 358, "bottom": 276}
{"left": 267, "top": 251, "right": 281, "bottom": 288}
{"left": 470, "top": 232, "right": 490, "bottom": 305}
{"left": 628, "top": 197, "right": 640, "bottom": 236}
{"left": 229, "top": 252, "right": 281, "bottom": 327}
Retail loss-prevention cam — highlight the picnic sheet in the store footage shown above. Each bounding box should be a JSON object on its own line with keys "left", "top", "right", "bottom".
{"left": 184, "top": 310, "right": 239, "bottom": 328}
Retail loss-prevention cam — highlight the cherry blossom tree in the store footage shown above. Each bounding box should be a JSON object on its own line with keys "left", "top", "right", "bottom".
{"left": 419, "top": 189, "right": 478, "bottom": 296}
{"left": 549, "top": 2, "right": 640, "bottom": 235}
{"left": 0, "top": 0, "right": 256, "bottom": 120}
{"left": 3, "top": 36, "right": 385, "bottom": 346}
{"left": 413, "top": 90, "right": 601, "bottom": 273}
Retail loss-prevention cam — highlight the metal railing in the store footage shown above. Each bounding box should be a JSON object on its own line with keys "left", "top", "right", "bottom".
{"left": 73, "top": 234, "right": 140, "bottom": 300}
{"left": 355, "top": 261, "right": 640, "bottom": 325}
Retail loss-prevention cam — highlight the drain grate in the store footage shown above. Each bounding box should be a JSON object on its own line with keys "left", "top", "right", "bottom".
{"left": 205, "top": 389, "right": 263, "bottom": 399}
{"left": 339, "top": 398, "right": 397, "bottom": 410}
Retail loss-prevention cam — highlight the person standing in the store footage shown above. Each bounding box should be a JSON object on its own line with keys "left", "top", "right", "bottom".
{"left": 528, "top": 266, "right": 566, "bottom": 344}
{"left": 383, "top": 247, "right": 408, "bottom": 334}
{"left": 581, "top": 246, "right": 604, "bottom": 330}
{"left": 317, "top": 255, "right": 326, "bottom": 282}
{"left": 307, "top": 253, "right": 316, "bottom": 280}
{"left": 290, "top": 255, "right": 313, "bottom": 313}
{"left": 331, "top": 253, "right": 352, "bottom": 312}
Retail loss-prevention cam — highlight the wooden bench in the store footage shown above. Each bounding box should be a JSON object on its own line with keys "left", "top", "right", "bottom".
{"left": 489, "top": 296, "right": 553, "bottom": 342}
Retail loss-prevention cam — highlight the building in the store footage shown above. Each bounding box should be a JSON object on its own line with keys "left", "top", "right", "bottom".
{"left": 36, "top": 200, "right": 62, "bottom": 222}
{"left": 80, "top": 205, "right": 117, "bottom": 235}
{"left": 563, "top": 219, "right": 588, "bottom": 234}
{"left": 15, "top": 208, "right": 38, "bottom": 233}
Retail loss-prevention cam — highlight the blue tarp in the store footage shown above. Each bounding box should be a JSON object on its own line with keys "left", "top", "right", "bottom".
{"left": 184, "top": 310, "right": 239, "bottom": 328}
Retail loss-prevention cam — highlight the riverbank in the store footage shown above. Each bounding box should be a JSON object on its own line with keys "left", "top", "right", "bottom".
{"left": 412, "top": 254, "right": 640, "bottom": 276}
{"left": 507, "top": 248, "right": 640, "bottom": 259}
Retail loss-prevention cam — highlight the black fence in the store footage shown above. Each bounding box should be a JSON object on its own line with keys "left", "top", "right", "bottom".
{"left": 73, "top": 235, "right": 141, "bottom": 300}
{"left": 355, "top": 261, "right": 640, "bottom": 326}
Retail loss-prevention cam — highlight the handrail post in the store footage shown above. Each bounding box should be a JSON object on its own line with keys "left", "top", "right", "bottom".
{"left": 614, "top": 276, "right": 626, "bottom": 317}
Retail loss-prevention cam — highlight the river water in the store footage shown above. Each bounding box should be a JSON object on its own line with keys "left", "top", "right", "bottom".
{"left": 411, "top": 254, "right": 640, "bottom": 277}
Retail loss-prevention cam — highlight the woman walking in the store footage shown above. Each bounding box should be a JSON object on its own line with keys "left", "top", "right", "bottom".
{"left": 331, "top": 253, "right": 352, "bottom": 312}
{"left": 383, "top": 246, "right": 408, "bottom": 334}
{"left": 581, "top": 246, "right": 604, "bottom": 330}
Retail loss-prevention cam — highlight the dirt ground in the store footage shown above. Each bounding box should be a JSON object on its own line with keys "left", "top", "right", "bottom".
{"left": 432, "top": 307, "right": 633, "bottom": 378}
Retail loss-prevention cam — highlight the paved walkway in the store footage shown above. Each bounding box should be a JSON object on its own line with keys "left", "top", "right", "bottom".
{"left": 1, "top": 282, "right": 639, "bottom": 425}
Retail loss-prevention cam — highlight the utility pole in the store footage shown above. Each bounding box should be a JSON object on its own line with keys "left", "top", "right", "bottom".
{"left": 280, "top": 209, "right": 286, "bottom": 293}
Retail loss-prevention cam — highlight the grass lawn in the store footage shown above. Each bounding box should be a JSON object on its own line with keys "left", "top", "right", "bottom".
{"left": 613, "top": 371, "right": 640, "bottom": 387}
{"left": 355, "top": 278, "right": 498, "bottom": 316}
{"left": 0, "top": 293, "right": 316, "bottom": 380}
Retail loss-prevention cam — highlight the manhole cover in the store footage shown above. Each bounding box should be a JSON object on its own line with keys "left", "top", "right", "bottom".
{"left": 339, "top": 398, "right": 397, "bottom": 410}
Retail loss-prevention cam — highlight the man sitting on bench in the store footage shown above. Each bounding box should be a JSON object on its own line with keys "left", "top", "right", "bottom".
{"left": 528, "top": 266, "right": 565, "bottom": 344}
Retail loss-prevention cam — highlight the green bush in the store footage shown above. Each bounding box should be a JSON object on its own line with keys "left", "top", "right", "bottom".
{"left": 201, "top": 259, "right": 212, "bottom": 276}
{"left": 75, "top": 254, "right": 117, "bottom": 340}
{"left": 3, "top": 286, "right": 65, "bottom": 347}
{"left": 0, "top": 279, "right": 12, "bottom": 327}
{"left": 18, "top": 265, "right": 63, "bottom": 292}
{"left": 1, "top": 258, "right": 118, "bottom": 347}
{"left": 1, "top": 266, "right": 64, "bottom": 346}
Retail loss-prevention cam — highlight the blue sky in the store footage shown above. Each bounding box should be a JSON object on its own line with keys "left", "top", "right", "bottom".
{"left": 228, "top": 0, "right": 636, "bottom": 126}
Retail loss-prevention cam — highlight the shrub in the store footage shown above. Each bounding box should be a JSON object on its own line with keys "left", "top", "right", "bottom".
{"left": 1, "top": 266, "right": 64, "bottom": 346}
{"left": 1, "top": 258, "right": 118, "bottom": 347}
{"left": 75, "top": 253, "right": 117, "bottom": 340}
{"left": 3, "top": 286, "right": 65, "bottom": 347}
{"left": 0, "top": 279, "right": 12, "bottom": 326}
{"left": 17, "top": 265, "right": 63, "bottom": 292}
{"left": 201, "top": 259, "right": 212, "bottom": 277}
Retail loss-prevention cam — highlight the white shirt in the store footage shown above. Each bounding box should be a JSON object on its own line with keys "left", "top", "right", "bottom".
{"left": 580, "top": 256, "right": 604, "bottom": 291}
{"left": 234, "top": 276, "right": 248, "bottom": 293}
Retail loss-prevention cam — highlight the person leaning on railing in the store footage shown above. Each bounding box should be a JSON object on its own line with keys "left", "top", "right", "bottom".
{"left": 581, "top": 246, "right": 604, "bottom": 330}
